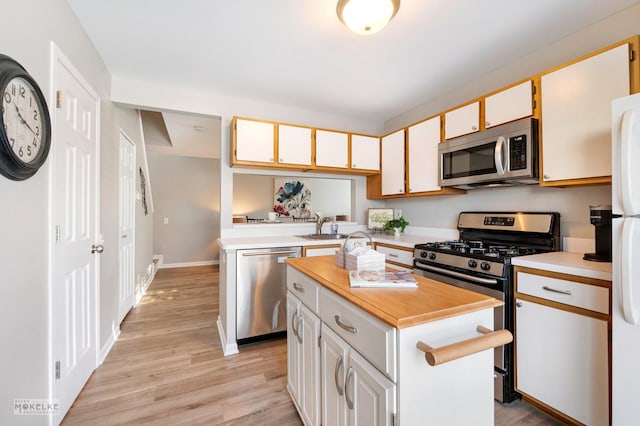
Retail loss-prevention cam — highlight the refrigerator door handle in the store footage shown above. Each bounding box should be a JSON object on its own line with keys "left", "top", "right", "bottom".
{"left": 620, "top": 109, "right": 640, "bottom": 215}
{"left": 621, "top": 218, "right": 638, "bottom": 325}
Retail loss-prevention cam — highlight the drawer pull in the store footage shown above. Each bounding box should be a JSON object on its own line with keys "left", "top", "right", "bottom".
{"left": 292, "top": 282, "right": 305, "bottom": 293}
{"left": 345, "top": 366, "right": 355, "bottom": 410}
{"left": 335, "top": 355, "right": 344, "bottom": 396}
{"left": 387, "top": 253, "right": 399, "bottom": 258}
{"left": 334, "top": 315, "right": 358, "bottom": 334}
{"left": 542, "top": 285, "right": 572, "bottom": 296}
{"left": 416, "top": 325, "right": 513, "bottom": 366}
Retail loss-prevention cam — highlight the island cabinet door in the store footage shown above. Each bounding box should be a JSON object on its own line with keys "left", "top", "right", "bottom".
{"left": 397, "top": 308, "right": 495, "bottom": 426}
{"left": 298, "top": 303, "right": 321, "bottom": 426}
{"left": 349, "top": 350, "right": 396, "bottom": 426}
{"left": 321, "top": 324, "right": 350, "bottom": 426}
{"left": 287, "top": 293, "right": 301, "bottom": 404}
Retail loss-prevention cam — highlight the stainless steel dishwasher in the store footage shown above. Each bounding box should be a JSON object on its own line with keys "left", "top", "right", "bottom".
{"left": 236, "top": 246, "right": 301, "bottom": 343}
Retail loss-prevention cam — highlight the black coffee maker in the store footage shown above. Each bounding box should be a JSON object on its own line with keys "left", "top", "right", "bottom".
{"left": 584, "top": 205, "right": 612, "bottom": 262}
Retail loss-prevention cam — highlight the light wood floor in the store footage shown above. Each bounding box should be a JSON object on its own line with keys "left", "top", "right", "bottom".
{"left": 62, "top": 265, "right": 561, "bottom": 425}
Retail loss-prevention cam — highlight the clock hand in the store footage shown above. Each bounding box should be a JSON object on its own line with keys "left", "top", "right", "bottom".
{"left": 13, "top": 103, "right": 38, "bottom": 138}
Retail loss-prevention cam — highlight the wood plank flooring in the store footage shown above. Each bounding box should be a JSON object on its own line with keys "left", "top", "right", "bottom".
{"left": 62, "top": 265, "right": 561, "bottom": 425}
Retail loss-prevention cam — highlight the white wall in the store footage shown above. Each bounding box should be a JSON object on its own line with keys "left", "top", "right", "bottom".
{"left": 383, "top": 5, "right": 640, "bottom": 238}
{"left": 0, "top": 0, "right": 119, "bottom": 425}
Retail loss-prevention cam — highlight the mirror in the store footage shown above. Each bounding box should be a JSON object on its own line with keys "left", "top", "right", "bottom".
{"left": 233, "top": 174, "right": 352, "bottom": 222}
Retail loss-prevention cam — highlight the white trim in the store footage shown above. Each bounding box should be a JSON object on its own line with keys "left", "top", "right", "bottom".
{"left": 159, "top": 260, "right": 219, "bottom": 269}
{"left": 134, "top": 262, "right": 156, "bottom": 306}
{"left": 99, "top": 326, "right": 121, "bottom": 365}
{"left": 217, "top": 315, "right": 239, "bottom": 356}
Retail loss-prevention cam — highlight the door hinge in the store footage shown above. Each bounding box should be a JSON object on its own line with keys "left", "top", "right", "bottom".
{"left": 56, "top": 91, "right": 63, "bottom": 109}
{"left": 55, "top": 361, "right": 61, "bottom": 380}
{"left": 55, "top": 225, "right": 61, "bottom": 244}
{"left": 631, "top": 49, "right": 636, "bottom": 62}
{"left": 318, "top": 334, "right": 321, "bottom": 348}
{"left": 392, "top": 412, "right": 396, "bottom": 426}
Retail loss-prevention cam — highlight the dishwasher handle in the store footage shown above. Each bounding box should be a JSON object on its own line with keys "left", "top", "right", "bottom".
{"left": 241, "top": 250, "right": 300, "bottom": 257}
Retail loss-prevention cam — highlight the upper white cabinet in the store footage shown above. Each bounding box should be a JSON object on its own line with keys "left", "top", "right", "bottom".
{"left": 485, "top": 80, "right": 534, "bottom": 128}
{"left": 234, "top": 117, "right": 275, "bottom": 163}
{"left": 381, "top": 129, "right": 405, "bottom": 196}
{"left": 407, "top": 116, "right": 441, "bottom": 193}
{"left": 316, "top": 130, "right": 349, "bottom": 169}
{"left": 278, "top": 124, "right": 312, "bottom": 166}
{"left": 444, "top": 101, "right": 480, "bottom": 139}
{"left": 541, "top": 43, "right": 630, "bottom": 184}
{"left": 351, "top": 134, "right": 380, "bottom": 171}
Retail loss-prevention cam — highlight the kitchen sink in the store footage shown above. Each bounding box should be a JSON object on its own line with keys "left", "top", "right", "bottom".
{"left": 297, "top": 233, "right": 350, "bottom": 240}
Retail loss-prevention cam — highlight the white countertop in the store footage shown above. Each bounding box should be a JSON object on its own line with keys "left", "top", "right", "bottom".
{"left": 512, "top": 251, "right": 612, "bottom": 281}
{"left": 217, "top": 233, "right": 443, "bottom": 251}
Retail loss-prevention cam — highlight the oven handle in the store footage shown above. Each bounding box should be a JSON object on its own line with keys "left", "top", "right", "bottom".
{"left": 415, "top": 262, "right": 499, "bottom": 285}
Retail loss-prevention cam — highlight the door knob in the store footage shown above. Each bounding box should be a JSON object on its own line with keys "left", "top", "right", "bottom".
{"left": 121, "top": 234, "right": 128, "bottom": 239}
{"left": 91, "top": 244, "right": 104, "bottom": 254}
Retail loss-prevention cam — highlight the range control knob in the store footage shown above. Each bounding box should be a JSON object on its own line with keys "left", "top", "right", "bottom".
{"left": 480, "top": 262, "right": 491, "bottom": 271}
{"left": 468, "top": 259, "right": 477, "bottom": 268}
{"left": 428, "top": 252, "right": 436, "bottom": 260}
{"left": 420, "top": 251, "right": 427, "bottom": 258}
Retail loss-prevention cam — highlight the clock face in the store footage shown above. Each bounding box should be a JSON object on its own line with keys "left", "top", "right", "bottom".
{"left": 2, "top": 76, "right": 45, "bottom": 164}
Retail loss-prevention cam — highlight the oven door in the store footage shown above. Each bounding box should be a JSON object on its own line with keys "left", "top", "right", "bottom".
{"left": 414, "top": 261, "right": 509, "bottom": 401}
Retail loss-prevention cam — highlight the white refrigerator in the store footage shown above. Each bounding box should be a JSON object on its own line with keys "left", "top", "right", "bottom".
{"left": 612, "top": 93, "right": 640, "bottom": 425}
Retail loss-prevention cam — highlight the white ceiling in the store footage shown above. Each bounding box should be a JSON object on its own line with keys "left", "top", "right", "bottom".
{"left": 67, "top": 0, "right": 640, "bottom": 122}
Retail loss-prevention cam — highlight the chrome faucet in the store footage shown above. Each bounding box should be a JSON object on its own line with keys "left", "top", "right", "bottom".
{"left": 314, "top": 213, "right": 331, "bottom": 235}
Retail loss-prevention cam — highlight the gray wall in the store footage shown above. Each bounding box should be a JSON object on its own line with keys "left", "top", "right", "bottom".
{"left": 148, "top": 153, "right": 221, "bottom": 264}
{"left": 383, "top": 5, "right": 640, "bottom": 238}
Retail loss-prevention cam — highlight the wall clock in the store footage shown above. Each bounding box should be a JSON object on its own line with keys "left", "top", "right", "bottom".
{"left": 0, "top": 54, "right": 51, "bottom": 180}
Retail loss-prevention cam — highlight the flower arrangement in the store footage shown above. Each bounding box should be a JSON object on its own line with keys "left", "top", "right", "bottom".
{"left": 383, "top": 216, "right": 409, "bottom": 234}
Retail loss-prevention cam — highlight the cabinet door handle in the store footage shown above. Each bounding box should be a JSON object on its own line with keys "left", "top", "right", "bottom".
{"left": 516, "top": 301, "right": 523, "bottom": 308}
{"left": 345, "top": 366, "right": 355, "bottom": 410}
{"left": 334, "top": 355, "right": 344, "bottom": 396}
{"left": 416, "top": 325, "right": 513, "bottom": 366}
{"left": 291, "top": 310, "right": 299, "bottom": 338}
{"left": 296, "top": 316, "right": 303, "bottom": 344}
{"left": 387, "top": 253, "right": 399, "bottom": 258}
{"left": 472, "top": 125, "right": 478, "bottom": 131}
{"left": 292, "top": 282, "right": 305, "bottom": 293}
{"left": 542, "top": 285, "right": 572, "bottom": 296}
{"left": 334, "top": 315, "right": 358, "bottom": 334}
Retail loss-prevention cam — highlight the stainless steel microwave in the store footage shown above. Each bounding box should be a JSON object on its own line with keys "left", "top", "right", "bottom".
{"left": 438, "top": 117, "right": 539, "bottom": 189}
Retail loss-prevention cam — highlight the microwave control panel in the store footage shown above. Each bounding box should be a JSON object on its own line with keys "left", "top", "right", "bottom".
{"left": 509, "top": 134, "right": 527, "bottom": 170}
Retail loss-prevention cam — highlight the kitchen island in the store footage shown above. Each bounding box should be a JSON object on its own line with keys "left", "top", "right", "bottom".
{"left": 285, "top": 255, "right": 507, "bottom": 426}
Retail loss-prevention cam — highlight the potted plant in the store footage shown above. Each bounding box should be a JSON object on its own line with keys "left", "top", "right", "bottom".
{"left": 384, "top": 216, "right": 409, "bottom": 236}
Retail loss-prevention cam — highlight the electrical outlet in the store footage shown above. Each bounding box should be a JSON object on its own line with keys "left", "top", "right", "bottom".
{"left": 163, "top": 217, "right": 169, "bottom": 224}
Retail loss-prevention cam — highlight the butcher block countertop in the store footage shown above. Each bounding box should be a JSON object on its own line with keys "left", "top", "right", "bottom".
{"left": 286, "top": 255, "right": 502, "bottom": 328}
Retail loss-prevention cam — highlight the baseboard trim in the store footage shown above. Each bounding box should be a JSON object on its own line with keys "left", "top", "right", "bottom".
{"left": 159, "top": 260, "right": 219, "bottom": 269}
{"left": 99, "top": 326, "right": 121, "bottom": 364}
{"left": 217, "top": 315, "right": 238, "bottom": 356}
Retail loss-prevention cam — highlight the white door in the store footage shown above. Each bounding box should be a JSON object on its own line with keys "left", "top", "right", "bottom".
{"left": 287, "top": 294, "right": 301, "bottom": 403}
{"left": 381, "top": 129, "right": 405, "bottom": 196}
{"left": 118, "top": 132, "right": 135, "bottom": 322}
{"left": 299, "top": 304, "right": 321, "bottom": 426}
{"left": 51, "top": 46, "right": 100, "bottom": 422}
{"left": 408, "top": 116, "right": 441, "bottom": 193}
{"left": 349, "top": 350, "right": 396, "bottom": 426}
{"left": 321, "top": 324, "right": 350, "bottom": 426}
{"left": 315, "top": 130, "right": 348, "bottom": 168}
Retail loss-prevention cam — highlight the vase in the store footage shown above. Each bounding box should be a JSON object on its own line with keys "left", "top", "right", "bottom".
{"left": 393, "top": 227, "right": 401, "bottom": 236}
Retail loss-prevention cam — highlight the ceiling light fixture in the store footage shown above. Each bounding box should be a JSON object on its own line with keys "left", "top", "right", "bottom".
{"left": 336, "top": 0, "right": 400, "bottom": 35}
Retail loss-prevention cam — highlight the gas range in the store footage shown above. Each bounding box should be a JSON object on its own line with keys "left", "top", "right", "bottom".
{"left": 414, "top": 212, "right": 561, "bottom": 280}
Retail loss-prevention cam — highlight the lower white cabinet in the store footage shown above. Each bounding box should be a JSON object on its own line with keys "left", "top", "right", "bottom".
{"left": 287, "top": 293, "right": 321, "bottom": 426}
{"left": 514, "top": 268, "right": 609, "bottom": 425}
{"left": 321, "top": 324, "right": 396, "bottom": 426}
